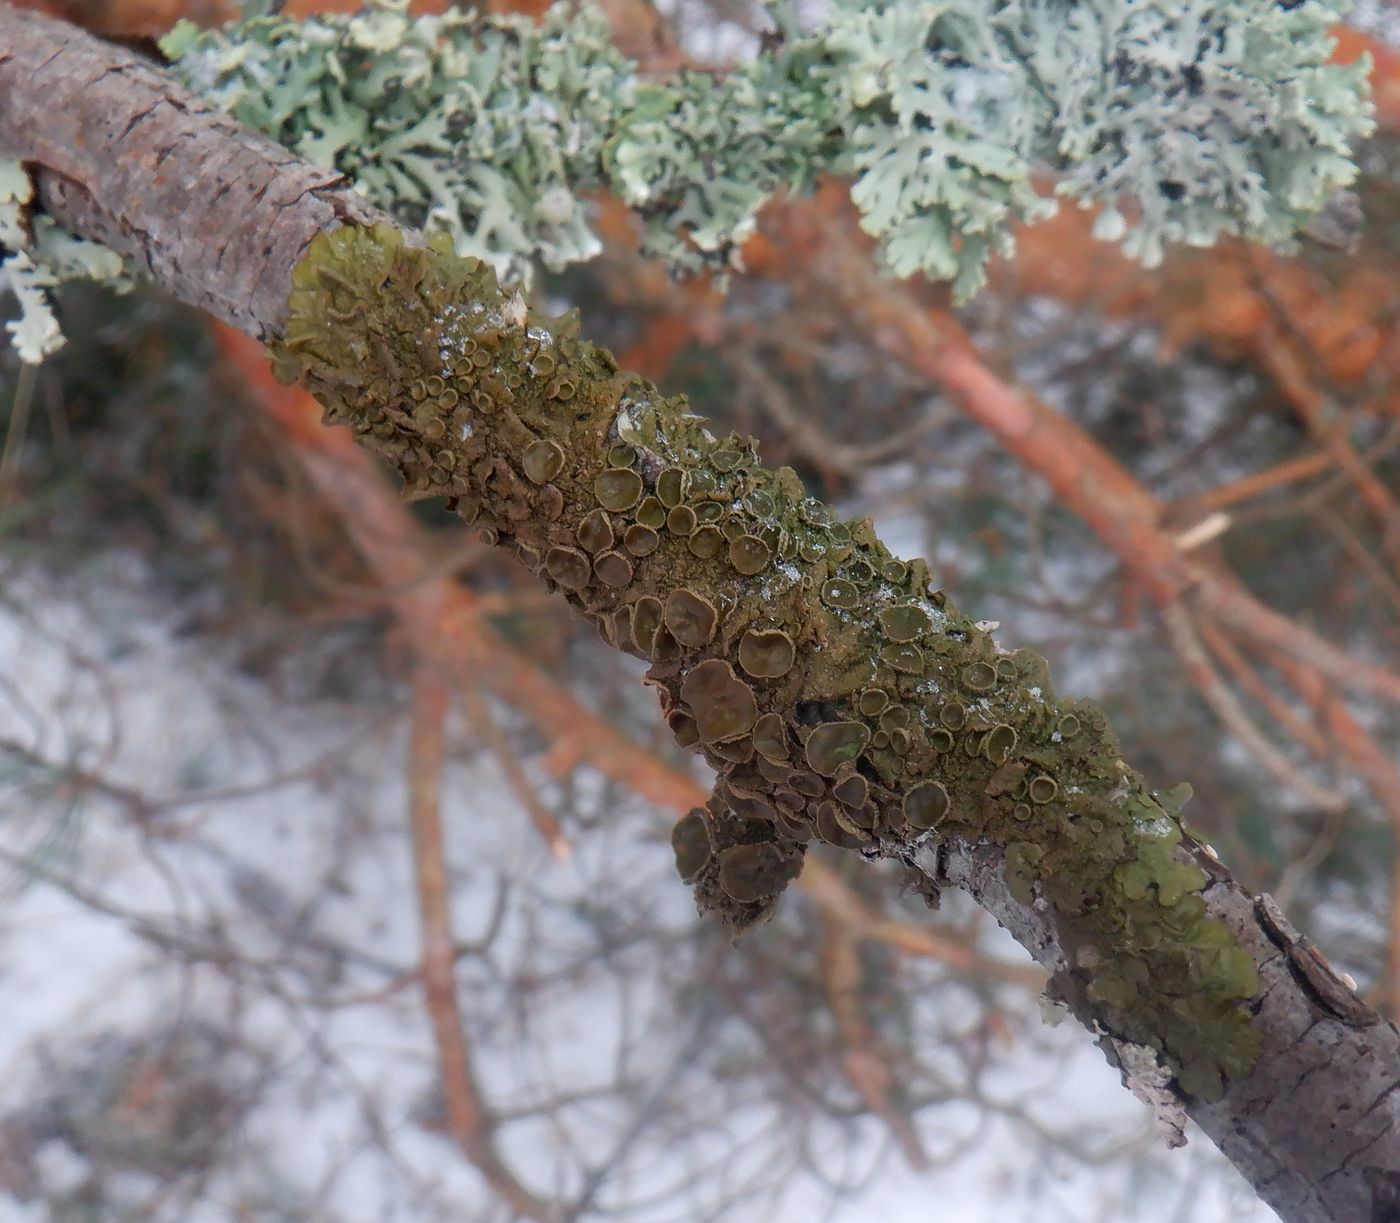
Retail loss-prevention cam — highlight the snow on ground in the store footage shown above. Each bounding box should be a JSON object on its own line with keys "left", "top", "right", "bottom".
{"left": 0, "top": 559, "right": 1275, "bottom": 1222}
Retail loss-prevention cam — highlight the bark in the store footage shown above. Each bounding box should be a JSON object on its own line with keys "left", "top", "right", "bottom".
{"left": 0, "top": 2, "right": 385, "bottom": 340}
{"left": 932, "top": 835, "right": 1400, "bottom": 1223}
{"left": 3, "top": 7, "right": 1400, "bottom": 1221}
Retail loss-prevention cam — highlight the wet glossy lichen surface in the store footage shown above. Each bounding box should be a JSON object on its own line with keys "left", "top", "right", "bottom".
{"left": 272, "top": 222, "right": 1260, "bottom": 1101}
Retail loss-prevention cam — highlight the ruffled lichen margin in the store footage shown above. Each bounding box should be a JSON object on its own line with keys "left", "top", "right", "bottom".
{"left": 272, "top": 221, "right": 1261, "bottom": 1102}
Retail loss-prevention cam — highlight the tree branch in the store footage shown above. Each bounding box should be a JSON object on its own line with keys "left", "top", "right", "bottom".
{"left": 214, "top": 323, "right": 1022, "bottom": 987}
{"left": 4, "top": 8, "right": 1400, "bottom": 1221}
{"left": 0, "top": 2, "right": 384, "bottom": 339}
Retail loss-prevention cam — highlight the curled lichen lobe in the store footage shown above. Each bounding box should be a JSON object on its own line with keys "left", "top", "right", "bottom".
{"left": 272, "top": 221, "right": 1260, "bottom": 1101}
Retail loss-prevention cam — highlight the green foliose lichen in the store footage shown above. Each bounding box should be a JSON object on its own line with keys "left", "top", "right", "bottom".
{"left": 271, "top": 220, "right": 1260, "bottom": 1101}
{"left": 163, "top": 0, "right": 1370, "bottom": 298}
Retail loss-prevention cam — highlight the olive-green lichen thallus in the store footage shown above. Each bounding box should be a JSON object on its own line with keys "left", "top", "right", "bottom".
{"left": 272, "top": 222, "right": 1261, "bottom": 1102}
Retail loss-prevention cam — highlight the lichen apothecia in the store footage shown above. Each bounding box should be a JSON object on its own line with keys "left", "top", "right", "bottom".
{"left": 272, "top": 222, "right": 1260, "bottom": 1101}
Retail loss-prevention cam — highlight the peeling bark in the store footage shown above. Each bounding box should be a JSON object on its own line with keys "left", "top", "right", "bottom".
{"left": 3, "top": 6, "right": 1400, "bottom": 1221}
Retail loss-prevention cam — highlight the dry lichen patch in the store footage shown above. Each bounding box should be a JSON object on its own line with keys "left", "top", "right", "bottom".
{"left": 273, "top": 221, "right": 1262, "bottom": 1103}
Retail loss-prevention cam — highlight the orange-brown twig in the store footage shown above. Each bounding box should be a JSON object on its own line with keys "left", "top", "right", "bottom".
{"left": 819, "top": 916, "right": 929, "bottom": 1170}
{"left": 407, "top": 665, "right": 554, "bottom": 1220}
{"left": 1179, "top": 452, "right": 1332, "bottom": 518}
{"left": 1254, "top": 321, "right": 1400, "bottom": 548}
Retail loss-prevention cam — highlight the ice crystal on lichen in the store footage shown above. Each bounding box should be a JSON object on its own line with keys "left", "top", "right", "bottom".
{"left": 272, "top": 220, "right": 1261, "bottom": 1101}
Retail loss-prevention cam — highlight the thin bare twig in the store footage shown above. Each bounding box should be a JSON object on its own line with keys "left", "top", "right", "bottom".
{"left": 407, "top": 665, "right": 554, "bottom": 1221}
{"left": 461, "top": 682, "right": 571, "bottom": 860}
{"left": 1196, "top": 622, "right": 1333, "bottom": 762}
{"left": 0, "top": 361, "right": 37, "bottom": 505}
{"left": 819, "top": 915, "right": 929, "bottom": 1170}
{"left": 1158, "top": 603, "right": 1344, "bottom": 813}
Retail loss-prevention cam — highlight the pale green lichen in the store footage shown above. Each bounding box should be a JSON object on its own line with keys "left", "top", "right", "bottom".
{"left": 159, "top": 0, "right": 1371, "bottom": 293}
{"left": 5, "top": 1, "right": 1373, "bottom": 360}
{"left": 162, "top": 2, "right": 636, "bottom": 285}
{"left": 271, "top": 220, "right": 1262, "bottom": 1103}
{"left": 0, "top": 157, "right": 134, "bottom": 364}
{"left": 1005, "top": 0, "right": 1375, "bottom": 266}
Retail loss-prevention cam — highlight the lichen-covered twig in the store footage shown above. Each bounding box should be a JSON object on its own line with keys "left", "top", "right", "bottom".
{"left": 217, "top": 322, "right": 1026, "bottom": 985}
{"left": 5, "top": 9, "right": 1400, "bottom": 1221}
{"left": 273, "top": 219, "right": 1264, "bottom": 1106}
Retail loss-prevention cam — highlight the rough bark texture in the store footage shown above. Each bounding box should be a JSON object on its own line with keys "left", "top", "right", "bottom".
{"left": 3, "top": 6, "right": 1400, "bottom": 1222}
{"left": 0, "top": 2, "right": 387, "bottom": 340}
{"left": 924, "top": 839, "right": 1400, "bottom": 1223}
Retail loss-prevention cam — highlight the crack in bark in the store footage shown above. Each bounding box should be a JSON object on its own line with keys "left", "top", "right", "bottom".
{"left": 1364, "top": 1080, "right": 1400, "bottom": 1122}
{"left": 116, "top": 98, "right": 167, "bottom": 143}
{"left": 1323, "top": 1128, "right": 1392, "bottom": 1186}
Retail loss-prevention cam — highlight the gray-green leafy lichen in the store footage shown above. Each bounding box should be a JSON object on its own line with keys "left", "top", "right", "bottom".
{"left": 271, "top": 220, "right": 1261, "bottom": 1103}
{"left": 159, "top": 0, "right": 1371, "bottom": 295}
{"left": 160, "top": 1, "right": 638, "bottom": 286}
{"left": 1005, "top": 0, "right": 1375, "bottom": 266}
{"left": 5, "top": 0, "right": 1374, "bottom": 360}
